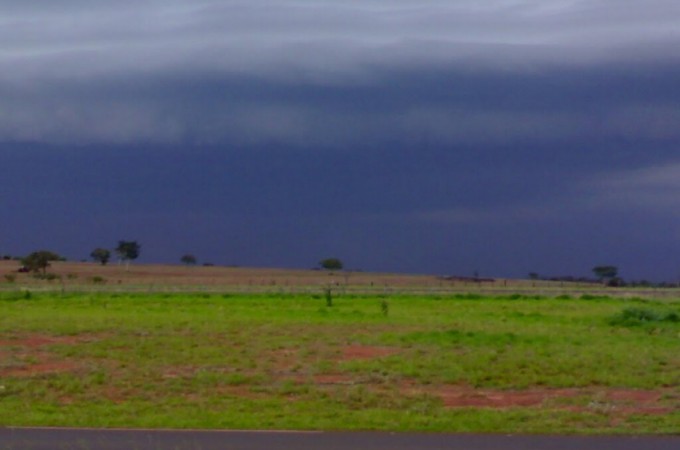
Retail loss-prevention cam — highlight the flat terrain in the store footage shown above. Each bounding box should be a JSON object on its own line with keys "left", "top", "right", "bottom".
{"left": 1, "top": 291, "right": 678, "bottom": 434}
{"left": 1, "top": 261, "right": 677, "bottom": 298}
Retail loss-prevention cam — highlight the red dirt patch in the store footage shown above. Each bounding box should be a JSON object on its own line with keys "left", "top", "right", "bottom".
{"left": 433, "top": 386, "right": 578, "bottom": 408}
{"left": 2, "top": 360, "right": 79, "bottom": 377}
{"left": 0, "top": 334, "right": 94, "bottom": 348}
{"left": 341, "top": 345, "right": 398, "bottom": 360}
{"left": 0, "top": 333, "right": 95, "bottom": 378}
{"left": 415, "top": 385, "right": 674, "bottom": 415}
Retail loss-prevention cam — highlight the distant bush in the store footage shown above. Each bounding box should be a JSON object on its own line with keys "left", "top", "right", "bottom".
{"left": 453, "top": 293, "right": 482, "bottom": 300}
{"left": 181, "top": 254, "right": 197, "bottom": 265}
{"left": 580, "top": 294, "right": 610, "bottom": 301}
{"left": 90, "top": 276, "right": 106, "bottom": 285}
{"left": 320, "top": 258, "right": 343, "bottom": 271}
{"left": 324, "top": 287, "right": 333, "bottom": 307}
{"left": 380, "top": 299, "right": 389, "bottom": 317}
{"left": 35, "top": 273, "right": 60, "bottom": 281}
{"left": 609, "top": 307, "right": 680, "bottom": 327}
{"left": 4, "top": 274, "right": 16, "bottom": 283}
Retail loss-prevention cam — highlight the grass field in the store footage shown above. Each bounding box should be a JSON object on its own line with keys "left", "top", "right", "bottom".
{"left": 1, "top": 290, "right": 678, "bottom": 434}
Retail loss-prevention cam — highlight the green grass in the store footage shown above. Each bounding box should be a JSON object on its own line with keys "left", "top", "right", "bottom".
{"left": 0, "top": 291, "right": 678, "bottom": 434}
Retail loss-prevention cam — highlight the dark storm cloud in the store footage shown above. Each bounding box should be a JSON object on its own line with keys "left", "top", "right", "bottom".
{"left": 3, "top": 62, "right": 680, "bottom": 148}
{"left": 2, "top": 0, "right": 680, "bottom": 146}
{"left": 3, "top": 1, "right": 680, "bottom": 280}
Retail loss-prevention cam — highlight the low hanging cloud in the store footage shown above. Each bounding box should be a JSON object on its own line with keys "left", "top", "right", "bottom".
{"left": 1, "top": 1, "right": 680, "bottom": 146}
{"left": 3, "top": 77, "right": 680, "bottom": 147}
{"left": 2, "top": 0, "right": 680, "bottom": 82}
{"left": 580, "top": 161, "right": 680, "bottom": 210}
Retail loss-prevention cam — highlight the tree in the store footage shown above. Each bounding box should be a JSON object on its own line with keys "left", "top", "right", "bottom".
{"left": 116, "top": 240, "right": 140, "bottom": 270}
{"left": 180, "top": 254, "right": 197, "bottom": 266}
{"left": 90, "top": 248, "right": 111, "bottom": 266}
{"left": 592, "top": 265, "right": 618, "bottom": 282}
{"left": 320, "top": 257, "right": 343, "bottom": 271}
{"left": 21, "top": 250, "right": 61, "bottom": 275}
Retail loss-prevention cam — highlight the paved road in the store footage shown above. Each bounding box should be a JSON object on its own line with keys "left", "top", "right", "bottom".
{"left": 1, "top": 428, "right": 679, "bottom": 450}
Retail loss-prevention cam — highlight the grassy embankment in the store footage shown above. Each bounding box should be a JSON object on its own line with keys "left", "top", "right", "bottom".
{"left": 0, "top": 291, "right": 678, "bottom": 434}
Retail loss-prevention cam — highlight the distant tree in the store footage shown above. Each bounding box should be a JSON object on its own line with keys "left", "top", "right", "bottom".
{"left": 320, "top": 258, "right": 343, "bottom": 271}
{"left": 528, "top": 272, "right": 539, "bottom": 280}
{"left": 592, "top": 265, "right": 618, "bottom": 282}
{"left": 90, "top": 248, "right": 111, "bottom": 266}
{"left": 607, "top": 277, "right": 625, "bottom": 287}
{"left": 21, "top": 250, "right": 61, "bottom": 275}
{"left": 180, "top": 254, "right": 197, "bottom": 266}
{"left": 116, "top": 240, "right": 140, "bottom": 270}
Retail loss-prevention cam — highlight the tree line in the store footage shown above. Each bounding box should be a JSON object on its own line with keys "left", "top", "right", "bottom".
{"left": 15, "top": 241, "right": 141, "bottom": 275}
{"left": 6, "top": 242, "right": 347, "bottom": 277}
{"left": 529, "top": 266, "right": 678, "bottom": 288}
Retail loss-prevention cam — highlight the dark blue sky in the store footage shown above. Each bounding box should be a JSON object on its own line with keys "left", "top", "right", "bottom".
{"left": 2, "top": 1, "right": 680, "bottom": 281}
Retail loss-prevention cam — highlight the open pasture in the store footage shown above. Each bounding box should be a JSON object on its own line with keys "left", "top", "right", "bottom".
{"left": 2, "top": 261, "right": 678, "bottom": 299}
{"left": 0, "top": 291, "right": 678, "bottom": 434}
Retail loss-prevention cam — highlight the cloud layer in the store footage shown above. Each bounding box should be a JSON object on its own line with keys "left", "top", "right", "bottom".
{"left": 4, "top": 1, "right": 680, "bottom": 80}
{"left": 2, "top": 1, "right": 680, "bottom": 280}
{"left": 2, "top": 1, "right": 680, "bottom": 145}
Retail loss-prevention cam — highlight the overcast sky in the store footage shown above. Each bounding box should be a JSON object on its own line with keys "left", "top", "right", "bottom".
{"left": 2, "top": 1, "right": 680, "bottom": 280}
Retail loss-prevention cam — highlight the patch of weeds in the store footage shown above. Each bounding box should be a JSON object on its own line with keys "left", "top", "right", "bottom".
{"left": 380, "top": 299, "right": 389, "bottom": 317}
{"left": 278, "top": 380, "right": 309, "bottom": 396}
{"left": 324, "top": 287, "right": 333, "bottom": 307}
{"left": 33, "top": 273, "right": 60, "bottom": 282}
{"left": 89, "top": 276, "right": 106, "bottom": 285}
{"left": 580, "top": 294, "right": 610, "bottom": 301}
{"left": 505, "top": 294, "right": 542, "bottom": 300}
{"left": 398, "top": 329, "right": 521, "bottom": 347}
{"left": 453, "top": 293, "right": 482, "bottom": 300}
{"left": 225, "top": 373, "right": 257, "bottom": 386}
{"left": 609, "top": 307, "right": 680, "bottom": 327}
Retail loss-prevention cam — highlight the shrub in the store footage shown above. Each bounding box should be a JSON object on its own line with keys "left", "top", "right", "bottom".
{"left": 4, "top": 274, "right": 16, "bottom": 283}
{"left": 90, "top": 276, "right": 107, "bottom": 285}
{"left": 320, "top": 258, "right": 343, "bottom": 271}
{"left": 324, "top": 287, "right": 333, "bottom": 307}
{"left": 380, "top": 299, "right": 389, "bottom": 317}
{"left": 609, "top": 307, "right": 680, "bottom": 327}
{"left": 34, "top": 272, "right": 60, "bottom": 281}
{"left": 21, "top": 250, "right": 61, "bottom": 275}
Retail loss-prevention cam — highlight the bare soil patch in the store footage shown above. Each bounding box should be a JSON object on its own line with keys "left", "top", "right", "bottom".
{"left": 0, "top": 333, "right": 99, "bottom": 349}
{"left": 0, "top": 333, "right": 96, "bottom": 378}
{"left": 415, "top": 385, "right": 674, "bottom": 415}
{"left": 2, "top": 360, "right": 79, "bottom": 377}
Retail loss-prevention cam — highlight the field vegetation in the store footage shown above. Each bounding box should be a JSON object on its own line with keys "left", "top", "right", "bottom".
{"left": 1, "top": 290, "right": 678, "bottom": 434}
